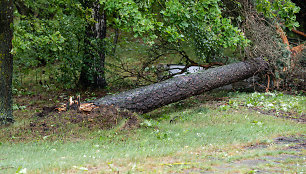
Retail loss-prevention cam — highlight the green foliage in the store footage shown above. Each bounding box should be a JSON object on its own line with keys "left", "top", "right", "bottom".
{"left": 12, "top": 104, "right": 26, "bottom": 111}
{"left": 255, "top": 0, "right": 300, "bottom": 29}
{"left": 12, "top": 0, "right": 86, "bottom": 88}
{"left": 140, "top": 119, "right": 159, "bottom": 128}
{"left": 15, "top": 166, "right": 27, "bottom": 174}
{"left": 224, "top": 91, "right": 305, "bottom": 115}
{"left": 155, "top": 0, "right": 249, "bottom": 61}
{"left": 99, "top": 0, "right": 249, "bottom": 61}
{"left": 242, "top": 92, "right": 305, "bottom": 114}
{"left": 12, "top": 0, "right": 302, "bottom": 88}
{"left": 100, "top": 0, "right": 157, "bottom": 43}
{"left": 13, "top": 0, "right": 251, "bottom": 88}
{"left": 13, "top": 19, "right": 65, "bottom": 68}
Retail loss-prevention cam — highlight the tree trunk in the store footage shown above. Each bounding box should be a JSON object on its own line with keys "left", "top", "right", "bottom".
{"left": 0, "top": 0, "right": 14, "bottom": 124}
{"left": 78, "top": 1, "right": 107, "bottom": 89}
{"left": 91, "top": 58, "right": 268, "bottom": 113}
{"left": 112, "top": 28, "right": 120, "bottom": 55}
{"left": 94, "top": 5, "right": 107, "bottom": 88}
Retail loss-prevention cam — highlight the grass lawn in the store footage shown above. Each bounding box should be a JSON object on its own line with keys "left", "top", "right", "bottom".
{"left": 0, "top": 90, "right": 305, "bottom": 173}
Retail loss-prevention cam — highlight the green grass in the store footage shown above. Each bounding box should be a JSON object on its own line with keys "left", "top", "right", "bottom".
{"left": 1, "top": 92, "right": 305, "bottom": 173}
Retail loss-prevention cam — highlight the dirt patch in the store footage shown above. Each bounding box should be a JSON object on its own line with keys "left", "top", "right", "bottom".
{"left": 244, "top": 143, "right": 269, "bottom": 150}
{"left": 185, "top": 151, "right": 304, "bottom": 173}
{"left": 35, "top": 104, "right": 139, "bottom": 129}
{"left": 213, "top": 154, "right": 304, "bottom": 173}
{"left": 274, "top": 136, "right": 306, "bottom": 150}
{"left": 244, "top": 135, "right": 306, "bottom": 150}
{"left": 274, "top": 136, "right": 305, "bottom": 144}
{"left": 36, "top": 106, "right": 57, "bottom": 117}
{"left": 5, "top": 105, "right": 140, "bottom": 142}
{"left": 250, "top": 107, "right": 306, "bottom": 123}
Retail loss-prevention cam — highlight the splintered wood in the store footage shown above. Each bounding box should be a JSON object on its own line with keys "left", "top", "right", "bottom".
{"left": 56, "top": 96, "right": 98, "bottom": 112}
{"left": 276, "top": 24, "right": 305, "bottom": 56}
{"left": 291, "top": 44, "right": 305, "bottom": 57}
{"left": 276, "top": 24, "right": 305, "bottom": 71}
{"left": 79, "top": 103, "right": 99, "bottom": 112}
{"left": 276, "top": 24, "right": 290, "bottom": 51}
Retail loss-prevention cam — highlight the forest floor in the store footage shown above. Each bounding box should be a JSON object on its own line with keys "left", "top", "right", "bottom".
{"left": 0, "top": 89, "right": 305, "bottom": 173}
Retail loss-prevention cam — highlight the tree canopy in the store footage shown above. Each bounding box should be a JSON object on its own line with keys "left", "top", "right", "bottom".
{"left": 11, "top": 0, "right": 302, "bottom": 88}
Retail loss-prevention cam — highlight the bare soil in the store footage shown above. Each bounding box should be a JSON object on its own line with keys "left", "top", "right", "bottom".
{"left": 4, "top": 104, "right": 140, "bottom": 142}
{"left": 250, "top": 107, "right": 306, "bottom": 123}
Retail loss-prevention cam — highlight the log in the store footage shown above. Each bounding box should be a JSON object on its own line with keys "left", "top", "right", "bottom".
{"left": 92, "top": 58, "right": 268, "bottom": 113}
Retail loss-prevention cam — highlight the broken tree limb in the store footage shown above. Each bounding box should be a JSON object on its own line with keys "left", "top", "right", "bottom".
{"left": 276, "top": 24, "right": 290, "bottom": 51}
{"left": 275, "top": 25, "right": 305, "bottom": 56}
{"left": 291, "top": 29, "right": 306, "bottom": 38}
{"left": 180, "top": 50, "right": 225, "bottom": 69}
{"left": 291, "top": 44, "right": 305, "bottom": 57}
{"left": 91, "top": 58, "right": 268, "bottom": 113}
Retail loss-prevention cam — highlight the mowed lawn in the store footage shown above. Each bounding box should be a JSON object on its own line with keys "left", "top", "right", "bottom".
{"left": 0, "top": 91, "right": 305, "bottom": 173}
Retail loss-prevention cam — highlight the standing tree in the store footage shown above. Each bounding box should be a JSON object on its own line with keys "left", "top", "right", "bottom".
{"left": 0, "top": 0, "right": 14, "bottom": 124}
{"left": 78, "top": 0, "right": 158, "bottom": 89}
{"left": 77, "top": 0, "right": 249, "bottom": 88}
{"left": 78, "top": 0, "right": 108, "bottom": 89}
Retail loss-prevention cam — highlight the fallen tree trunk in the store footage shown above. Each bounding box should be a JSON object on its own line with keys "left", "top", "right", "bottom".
{"left": 92, "top": 58, "right": 268, "bottom": 113}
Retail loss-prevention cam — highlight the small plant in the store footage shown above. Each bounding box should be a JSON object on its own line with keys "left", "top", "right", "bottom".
{"left": 15, "top": 167, "right": 27, "bottom": 174}
{"left": 152, "top": 129, "right": 169, "bottom": 140}
{"left": 222, "top": 91, "right": 305, "bottom": 117}
{"left": 220, "top": 91, "right": 305, "bottom": 117}
{"left": 12, "top": 104, "right": 26, "bottom": 111}
{"left": 243, "top": 92, "right": 305, "bottom": 114}
{"left": 140, "top": 119, "right": 158, "bottom": 128}
{"left": 219, "top": 100, "right": 239, "bottom": 111}
{"left": 219, "top": 104, "right": 231, "bottom": 111}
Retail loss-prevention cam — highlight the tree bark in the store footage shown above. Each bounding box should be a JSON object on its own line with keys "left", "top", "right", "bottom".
{"left": 112, "top": 28, "right": 120, "bottom": 55}
{"left": 78, "top": 1, "right": 107, "bottom": 89}
{"left": 0, "top": 0, "right": 14, "bottom": 124}
{"left": 92, "top": 58, "right": 268, "bottom": 113}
